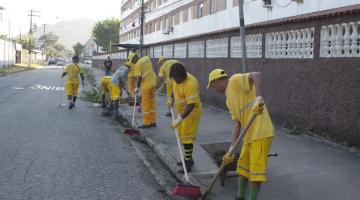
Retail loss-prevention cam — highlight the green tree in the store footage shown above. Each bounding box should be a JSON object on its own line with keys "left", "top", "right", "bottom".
{"left": 73, "top": 42, "right": 85, "bottom": 56}
{"left": 16, "top": 35, "right": 39, "bottom": 50}
{"left": 37, "top": 34, "right": 67, "bottom": 57}
{"left": 92, "top": 18, "right": 119, "bottom": 52}
{"left": 54, "top": 43, "right": 65, "bottom": 57}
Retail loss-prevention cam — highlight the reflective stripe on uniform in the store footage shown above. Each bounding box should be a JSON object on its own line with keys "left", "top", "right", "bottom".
{"left": 142, "top": 70, "right": 151, "bottom": 78}
{"left": 186, "top": 95, "right": 198, "bottom": 100}
{"left": 238, "top": 166, "right": 266, "bottom": 176}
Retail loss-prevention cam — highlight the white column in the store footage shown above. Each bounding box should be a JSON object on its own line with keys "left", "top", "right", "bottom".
{"left": 295, "top": 30, "right": 301, "bottom": 58}
{"left": 329, "top": 25, "right": 336, "bottom": 57}
{"left": 305, "top": 29, "right": 312, "bottom": 58}
{"left": 350, "top": 22, "right": 359, "bottom": 57}
{"left": 288, "top": 30, "right": 295, "bottom": 58}
{"left": 334, "top": 24, "right": 343, "bottom": 57}
{"left": 343, "top": 23, "right": 351, "bottom": 57}
{"left": 276, "top": 32, "right": 282, "bottom": 58}
{"left": 300, "top": 29, "right": 307, "bottom": 58}
{"left": 257, "top": 34, "right": 262, "bottom": 57}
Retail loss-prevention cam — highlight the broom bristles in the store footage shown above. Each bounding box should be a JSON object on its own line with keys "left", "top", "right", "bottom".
{"left": 124, "top": 128, "right": 140, "bottom": 135}
{"left": 173, "top": 184, "right": 202, "bottom": 198}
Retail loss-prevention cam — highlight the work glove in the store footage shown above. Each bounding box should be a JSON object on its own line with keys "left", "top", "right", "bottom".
{"left": 171, "top": 116, "right": 183, "bottom": 129}
{"left": 167, "top": 97, "right": 174, "bottom": 108}
{"left": 252, "top": 96, "right": 264, "bottom": 115}
{"left": 222, "top": 152, "right": 235, "bottom": 166}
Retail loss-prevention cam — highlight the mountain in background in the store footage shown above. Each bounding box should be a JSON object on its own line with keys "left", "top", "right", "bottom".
{"left": 34, "top": 18, "right": 95, "bottom": 50}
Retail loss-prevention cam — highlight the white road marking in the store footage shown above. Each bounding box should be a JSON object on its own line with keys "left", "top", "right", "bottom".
{"left": 11, "top": 87, "right": 25, "bottom": 90}
{"left": 30, "top": 84, "right": 64, "bottom": 91}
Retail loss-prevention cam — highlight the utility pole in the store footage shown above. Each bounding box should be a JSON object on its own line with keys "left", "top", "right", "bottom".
{"left": 27, "top": 9, "right": 40, "bottom": 67}
{"left": 42, "top": 24, "right": 47, "bottom": 64}
{"left": 139, "top": 0, "right": 144, "bottom": 56}
{"left": 238, "top": 0, "right": 247, "bottom": 73}
{"left": 8, "top": 18, "right": 10, "bottom": 67}
{"left": 109, "top": 24, "right": 112, "bottom": 52}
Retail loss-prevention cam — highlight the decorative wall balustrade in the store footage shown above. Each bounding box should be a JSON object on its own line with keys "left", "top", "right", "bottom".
{"left": 174, "top": 43, "right": 187, "bottom": 58}
{"left": 162, "top": 44, "right": 174, "bottom": 58}
{"left": 154, "top": 46, "right": 162, "bottom": 58}
{"left": 231, "top": 34, "right": 262, "bottom": 58}
{"left": 188, "top": 41, "right": 205, "bottom": 58}
{"left": 206, "top": 38, "right": 228, "bottom": 58}
{"left": 320, "top": 22, "right": 360, "bottom": 58}
{"left": 265, "top": 28, "right": 314, "bottom": 59}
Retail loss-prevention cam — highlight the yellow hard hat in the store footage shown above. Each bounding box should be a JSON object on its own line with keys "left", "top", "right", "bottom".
{"left": 207, "top": 69, "right": 228, "bottom": 89}
{"left": 127, "top": 52, "right": 137, "bottom": 63}
{"left": 158, "top": 56, "right": 167, "bottom": 64}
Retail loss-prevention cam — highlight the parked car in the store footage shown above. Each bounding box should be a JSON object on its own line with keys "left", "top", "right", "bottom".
{"left": 48, "top": 58, "right": 56, "bottom": 65}
{"left": 56, "top": 60, "right": 65, "bottom": 66}
{"left": 84, "top": 60, "right": 92, "bottom": 64}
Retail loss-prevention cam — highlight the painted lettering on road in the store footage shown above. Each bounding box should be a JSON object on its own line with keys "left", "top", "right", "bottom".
{"left": 30, "top": 84, "right": 64, "bottom": 91}
{"left": 11, "top": 87, "right": 25, "bottom": 90}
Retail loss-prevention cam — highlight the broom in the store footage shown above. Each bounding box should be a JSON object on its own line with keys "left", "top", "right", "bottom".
{"left": 124, "top": 89, "right": 140, "bottom": 135}
{"left": 58, "top": 65, "right": 66, "bottom": 108}
{"left": 171, "top": 108, "right": 202, "bottom": 198}
{"left": 201, "top": 106, "right": 262, "bottom": 199}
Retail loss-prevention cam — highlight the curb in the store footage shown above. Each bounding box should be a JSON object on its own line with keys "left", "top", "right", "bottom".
{"left": 131, "top": 140, "right": 186, "bottom": 200}
{"left": 118, "top": 109, "right": 205, "bottom": 195}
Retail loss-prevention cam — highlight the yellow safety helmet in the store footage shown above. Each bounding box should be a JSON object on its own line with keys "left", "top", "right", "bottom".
{"left": 158, "top": 56, "right": 167, "bottom": 64}
{"left": 127, "top": 52, "right": 137, "bottom": 64}
{"left": 207, "top": 69, "right": 228, "bottom": 89}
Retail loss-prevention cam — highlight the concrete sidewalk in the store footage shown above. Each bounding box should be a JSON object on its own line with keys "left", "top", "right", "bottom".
{"left": 93, "top": 68, "right": 360, "bottom": 200}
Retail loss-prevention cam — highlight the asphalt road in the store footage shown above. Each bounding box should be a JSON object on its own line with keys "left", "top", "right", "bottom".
{"left": 0, "top": 66, "right": 167, "bottom": 200}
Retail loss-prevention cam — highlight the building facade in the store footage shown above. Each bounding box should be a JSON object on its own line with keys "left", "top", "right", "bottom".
{"left": 83, "top": 38, "right": 99, "bottom": 59}
{"left": 93, "top": 0, "right": 360, "bottom": 147}
{"left": 119, "top": 0, "right": 360, "bottom": 45}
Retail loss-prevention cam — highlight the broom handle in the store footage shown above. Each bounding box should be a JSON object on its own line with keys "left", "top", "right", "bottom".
{"left": 59, "top": 65, "right": 65, "bottom": 105}
{"left": 202, "top": 113, "right": 258, "bottom": 199}
{"left": 170, "top": 108, "right": 190, "bottom": 182}
{"left": 131, "top": 90, "right": 138, "bottom": 128}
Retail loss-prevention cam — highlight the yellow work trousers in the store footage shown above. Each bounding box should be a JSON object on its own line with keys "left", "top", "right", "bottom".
{"left": 109, "top": 83, "right": 121, "bottom": 101}
{"left": 127, "top": 77, "right": 136, "bottom": 97}
{"left": 141, "top": 87, "right": 156, "bottom": 125}
{"left": 100, "top": 76, "right": 111, "bottom": 94}
{"left": 65, "top": 82, "right": 79, "bottom": 96}
{"left": 175, "top": 104, "right": 202, "bottom": 144}
{"left": 237, "top": 137, "right": 273, "bottom": 182}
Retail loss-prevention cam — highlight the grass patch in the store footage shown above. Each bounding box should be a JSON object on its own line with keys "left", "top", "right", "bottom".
{"left": 15, "top": 63, "right": 43, "bottom": 68}
{"left": 0, "top": 64, "right": 36, "bottom": 75}
{"left": 80, "top": 66, "right": 102, "bottom": 103}
{"left": 80, "top": 87, "right": 101, "bottom": 103}
{"left": 82, "top": 67, "right": 97, "bottom": 87}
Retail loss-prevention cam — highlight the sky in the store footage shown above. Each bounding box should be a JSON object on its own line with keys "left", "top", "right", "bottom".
{"left": 0, "top": 0, "right": 121, "bottom": 37}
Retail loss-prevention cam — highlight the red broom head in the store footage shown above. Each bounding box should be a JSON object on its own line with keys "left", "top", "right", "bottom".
{"left": 173, "top": 184, "right": 202, "bottom": 198}
{"left": 124, "top": 128, "right": 140, "bottom": 135}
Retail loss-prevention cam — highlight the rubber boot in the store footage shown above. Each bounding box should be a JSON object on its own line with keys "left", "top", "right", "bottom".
{"left": 177, "top": 160, "right": 193, "bottom": 173}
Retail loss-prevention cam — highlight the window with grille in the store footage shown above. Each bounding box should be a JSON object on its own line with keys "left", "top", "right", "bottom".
{"left": 210, "top": 0, "right": 217, "bottom": 14}
{"left": 197, "top": 3, "right": 203, "bottom": 18}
